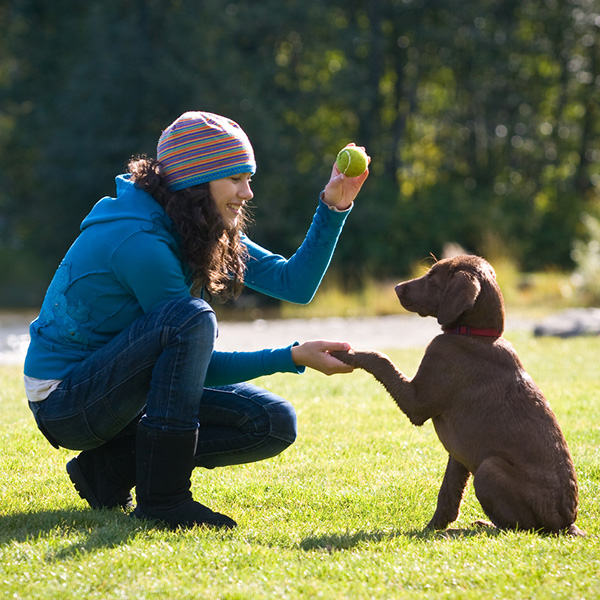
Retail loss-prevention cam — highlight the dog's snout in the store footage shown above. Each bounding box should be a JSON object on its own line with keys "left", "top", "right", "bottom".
{"left": 395, "top": 283, "right": 408, "bottom": 302}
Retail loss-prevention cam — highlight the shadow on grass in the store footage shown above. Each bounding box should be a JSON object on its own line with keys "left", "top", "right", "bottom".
{"left": 0, "top": 508, "right": 143, "bottom": 560}
{"left": 299, "top": 524, "right": 501, "bottom": 552}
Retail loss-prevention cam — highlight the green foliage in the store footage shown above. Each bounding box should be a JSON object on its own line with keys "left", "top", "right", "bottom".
{"left": 1, "top": 0, "right": 599, "bottom": 306}
{"left": 1, "top": 334, "right": 600, "bottom": 599}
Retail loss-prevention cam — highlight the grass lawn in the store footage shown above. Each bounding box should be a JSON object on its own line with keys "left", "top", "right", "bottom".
{"left": 1, "top": 331, "right": 599, "bottom": 599}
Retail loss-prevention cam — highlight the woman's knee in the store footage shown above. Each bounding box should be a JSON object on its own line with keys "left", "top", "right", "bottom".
{"left": 250, "top": 391, "right": 298, "bottom": 461}
{"left": 194, "top": 384, "right": 298, "bottom": 466}
{"left": 264, "top": 395, "right": 297, "bottom": 446}
{"left": 159, "top": 297, "right": 215, "bottom": 325}
{"left": 241, "top": 385, "right": 298, "bottom": 446}
{"left": 150, "top": 297, "right": 218, "bottom": 344}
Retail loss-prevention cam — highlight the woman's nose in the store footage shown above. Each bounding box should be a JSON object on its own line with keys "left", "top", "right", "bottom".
{"left": 239, "top": 182, "right": 253, "bottom": 200}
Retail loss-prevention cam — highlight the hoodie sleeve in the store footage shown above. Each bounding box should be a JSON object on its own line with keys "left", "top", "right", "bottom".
{"left": 242, "top": 199, "right": 351, "bottom": 304}
{"left": 111, "top": 231, "right": 191, "bottom": 312}
{"left": 204, "top": 344, "right": 305, "bottom": 387}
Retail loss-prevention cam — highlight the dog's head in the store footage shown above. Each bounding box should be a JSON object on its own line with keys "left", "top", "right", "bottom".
{"left": 395, "top": 255, "right": 505, "bottom": 330}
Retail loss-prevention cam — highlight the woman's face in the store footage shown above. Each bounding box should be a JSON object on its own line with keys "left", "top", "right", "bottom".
{"left": 208, "top": 173, "right": 254, "bottom": 229}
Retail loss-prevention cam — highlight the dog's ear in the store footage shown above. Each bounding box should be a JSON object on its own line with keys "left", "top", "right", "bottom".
{"left": 437, "top": 270, "right": 481, "bottom": 325}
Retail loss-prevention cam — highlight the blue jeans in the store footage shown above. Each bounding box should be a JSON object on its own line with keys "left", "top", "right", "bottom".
{"left": 29, "top": 298, "right": 297, "bottom": 468}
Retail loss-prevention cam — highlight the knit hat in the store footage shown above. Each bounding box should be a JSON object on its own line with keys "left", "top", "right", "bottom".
{"left": 156, "top": 111, "right": 256, "bottom": 191}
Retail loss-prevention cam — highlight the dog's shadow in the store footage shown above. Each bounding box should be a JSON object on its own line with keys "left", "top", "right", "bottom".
{"left": 299, "top": 524, "right": 501, "bottom": 552}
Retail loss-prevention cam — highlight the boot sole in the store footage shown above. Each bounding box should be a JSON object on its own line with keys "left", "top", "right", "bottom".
{"left": 131, "top": 506, "right": 237, "bottom": 530}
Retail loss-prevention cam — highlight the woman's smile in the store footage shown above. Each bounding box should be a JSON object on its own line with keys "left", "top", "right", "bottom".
{"left": 209, "top": 174, "right": 253, "bottom": 227}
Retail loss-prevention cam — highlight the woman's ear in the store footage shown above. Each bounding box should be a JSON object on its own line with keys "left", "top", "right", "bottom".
{"left": 436, "top": 271, "right": 481, "bottom": 326}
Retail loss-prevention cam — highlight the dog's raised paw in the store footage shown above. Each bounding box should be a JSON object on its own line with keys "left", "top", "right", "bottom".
{"left": 330, "top": 349, "right": 353, "bottom": 364}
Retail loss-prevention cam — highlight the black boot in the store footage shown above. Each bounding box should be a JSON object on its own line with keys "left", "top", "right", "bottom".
{"left": 132, "top": 422, "right": 236, "bottom": 529}
{"left": 66, "top": 434, "right": 136, "bottom": 510}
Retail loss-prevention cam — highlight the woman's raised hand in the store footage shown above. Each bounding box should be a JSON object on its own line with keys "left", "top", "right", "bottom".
{"left": 320, "top": 144, "right": 370, "bottom": 210}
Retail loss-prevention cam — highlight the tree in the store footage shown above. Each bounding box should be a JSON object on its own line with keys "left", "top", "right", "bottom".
{"left": 0, "top": 0, "right": 598, "bottom": 306}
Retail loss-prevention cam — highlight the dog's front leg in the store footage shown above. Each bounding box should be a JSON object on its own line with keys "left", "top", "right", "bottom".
{"left": 426, "top": 455, "right": 470, "bottom": 530}
{"left": 330, "top": 349, "right": 430, "bottom": 425}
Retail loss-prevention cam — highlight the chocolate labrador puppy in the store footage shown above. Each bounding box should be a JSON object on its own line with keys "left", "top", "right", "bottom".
{"left": 332, "top": 254, "right": 583, "bottom": 536}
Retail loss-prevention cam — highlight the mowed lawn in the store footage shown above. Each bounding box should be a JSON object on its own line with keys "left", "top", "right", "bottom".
{"left": 1, "top": 331, "right": 599, "bottom": 599}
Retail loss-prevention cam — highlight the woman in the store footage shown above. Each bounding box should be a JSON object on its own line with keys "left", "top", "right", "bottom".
{"left": 24, "top": 111, "right": 369, "bottom": 529}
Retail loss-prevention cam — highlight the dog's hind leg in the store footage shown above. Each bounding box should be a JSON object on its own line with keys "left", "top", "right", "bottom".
{"left": 426, "top": 456, "right": 470, "bottom": 530}
{"left": 472, "top": 456, "right": 537, "bottom": 531}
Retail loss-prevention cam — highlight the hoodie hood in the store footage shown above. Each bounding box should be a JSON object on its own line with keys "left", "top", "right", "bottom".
{"left": 81, "top": 174, "right": 170, "bottom": 231}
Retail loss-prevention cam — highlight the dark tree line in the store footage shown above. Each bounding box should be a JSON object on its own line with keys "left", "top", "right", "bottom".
{"left": 1, "top": 0, "right": 598, "bottom": 306}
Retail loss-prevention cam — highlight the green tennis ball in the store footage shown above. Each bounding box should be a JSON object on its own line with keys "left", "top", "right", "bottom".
{"left": 336, "top": 146, "right": 368, "bottom": 177}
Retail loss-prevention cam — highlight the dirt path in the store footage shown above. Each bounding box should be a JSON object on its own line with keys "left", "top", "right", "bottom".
{"left": 214, "top": 314, "right": 442, "bottom": 352}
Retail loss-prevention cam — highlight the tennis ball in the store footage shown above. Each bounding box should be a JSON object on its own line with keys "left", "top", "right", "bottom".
{"left": 336, "top": 145, "right": 368, "bottom": 177}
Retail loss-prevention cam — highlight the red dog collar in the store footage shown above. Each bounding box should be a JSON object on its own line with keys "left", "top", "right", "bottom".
{"left": 443, "top": 325, "right": 502, "bottom": 337}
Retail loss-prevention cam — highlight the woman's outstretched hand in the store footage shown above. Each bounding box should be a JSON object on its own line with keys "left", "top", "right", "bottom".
{"left": 291, "top": 340, "right": 356, "bottom": 375}
{"left": 321, "top": 143, "right": 370, "bottom": 211}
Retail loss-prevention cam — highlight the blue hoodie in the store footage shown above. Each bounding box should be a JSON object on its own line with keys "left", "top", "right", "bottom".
{"left": 24, "top": 175, "right": 351, "bottom": 384}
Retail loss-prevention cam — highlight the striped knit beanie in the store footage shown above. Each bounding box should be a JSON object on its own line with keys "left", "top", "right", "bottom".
{"left": 157, "top": 111, "right": 256, "bottom": 191}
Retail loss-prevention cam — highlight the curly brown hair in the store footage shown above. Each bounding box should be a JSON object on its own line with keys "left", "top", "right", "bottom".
{"left": 127, "top": 155, "right": 249, "bottom": 302}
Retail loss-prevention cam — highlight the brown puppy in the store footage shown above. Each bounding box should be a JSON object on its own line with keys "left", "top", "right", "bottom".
{"left": 332, "top": 255, "right": 583, "bottom": 536}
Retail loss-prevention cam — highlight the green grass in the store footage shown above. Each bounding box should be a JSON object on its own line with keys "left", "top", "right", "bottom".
{"left": 1, "top": 333, "right": 600, "bottom": 599}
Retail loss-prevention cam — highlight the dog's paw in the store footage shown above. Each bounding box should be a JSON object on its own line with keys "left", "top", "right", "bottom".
{"left": 566, "top": 524, "right": 586, "bottom": 537}
{"left": 330, "top": 349, "right": 355, "bottom": 365}
{"left": 471, "top": 519, "right": 496, "bottom": 530}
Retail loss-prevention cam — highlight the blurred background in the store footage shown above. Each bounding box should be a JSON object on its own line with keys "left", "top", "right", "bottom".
{"left": 0, "top": 0, "right": 599, "bottom": 317}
